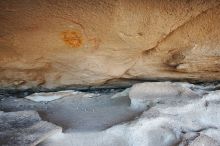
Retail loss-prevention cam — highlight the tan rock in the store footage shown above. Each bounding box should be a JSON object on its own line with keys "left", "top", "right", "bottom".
{"left": 0, "top": 0, "right": 220, "bottom": 89}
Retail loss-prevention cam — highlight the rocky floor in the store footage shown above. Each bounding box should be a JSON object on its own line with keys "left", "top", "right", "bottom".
{"left": 0, "top": 111, "right": 61, "bottom": 146}
{"left": 1, "top": 82, "right": 220, "bottom": 146}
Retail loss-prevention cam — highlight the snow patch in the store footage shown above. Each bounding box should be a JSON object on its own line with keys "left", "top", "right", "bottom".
{"left": 25, "top": 90, "right": 79, "bottom": 102}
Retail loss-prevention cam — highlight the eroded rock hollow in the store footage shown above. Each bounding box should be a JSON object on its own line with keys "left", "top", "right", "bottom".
{"left": 0, "top": 0, "right": 220, "bottom": 89}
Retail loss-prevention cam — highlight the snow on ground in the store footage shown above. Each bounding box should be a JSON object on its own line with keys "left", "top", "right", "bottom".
{"left": 24, "top": 90, "right": 98, "bottom": 102}
{"left": 1, "top": 82, "right": 220, "bottom": 146}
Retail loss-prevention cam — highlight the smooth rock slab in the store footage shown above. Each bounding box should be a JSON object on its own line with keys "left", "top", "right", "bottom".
{"left": 0, "top": 111, "right": 62, "bottom": 146}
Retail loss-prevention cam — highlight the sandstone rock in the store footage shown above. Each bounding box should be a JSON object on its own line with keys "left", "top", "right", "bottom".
{"left": 0, "top": 111, "right": 62, "bottom": 146}
{"left": 0, "top": 0, "right": 220, "bottom": 89}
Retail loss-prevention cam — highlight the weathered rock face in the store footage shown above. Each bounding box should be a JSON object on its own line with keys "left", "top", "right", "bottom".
{"left": 0, "top": 0, "right": 220, "bottom": 89}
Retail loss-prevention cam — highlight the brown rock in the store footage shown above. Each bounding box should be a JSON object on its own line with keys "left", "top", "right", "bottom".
{"left": 0, "top": 0, "right": 220, "bottom": 89}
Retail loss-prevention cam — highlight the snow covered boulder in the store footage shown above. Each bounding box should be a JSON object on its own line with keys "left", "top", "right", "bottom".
{"left": 189, "top": 135, "right": 220, "bottom": 146}
{"left": 106, "top": 117, "right": 181, "bottom": 146}
{"left": 129, "top": 82, "right": 200, "bottom": 110}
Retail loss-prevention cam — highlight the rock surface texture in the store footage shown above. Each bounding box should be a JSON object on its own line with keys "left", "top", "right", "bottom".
{"left": 0, "top": 111, "right": 62, "bottom": 146}
{"left": 0, "top": 0, "right": 220, "bottom": 89}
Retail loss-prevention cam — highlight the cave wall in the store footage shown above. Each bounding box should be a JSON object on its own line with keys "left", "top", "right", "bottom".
{"left": 0, "top": 0, "right": 220, "bottom": 89}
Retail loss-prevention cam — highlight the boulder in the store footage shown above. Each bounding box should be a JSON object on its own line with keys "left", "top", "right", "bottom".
{"left": 129, "top": 82, "right": 199, "bottom": 110}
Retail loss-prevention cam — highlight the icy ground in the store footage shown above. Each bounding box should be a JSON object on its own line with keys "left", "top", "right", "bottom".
{"left": 1, "top": 82, "right": 220, "bottom": 146}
